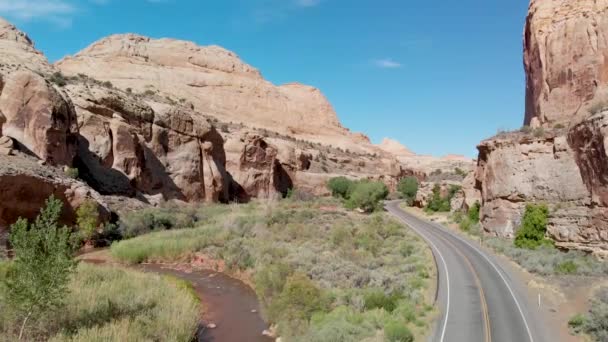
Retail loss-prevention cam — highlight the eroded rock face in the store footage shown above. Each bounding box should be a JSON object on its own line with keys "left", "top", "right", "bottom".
{"left": 0, "top": 71, "right": 78, "bottom": 165}
{"left": 66, "top": 83, "right": 229, "bottom": 202}
{"left": 524, "top": 0, "right": 608, "bottom": 127}
{"left": 224, "top": 133, "right": 292, "bottom": 200}
{"left": 0, "top": 153, "right": 110, "bottom": 255}
{"left": 55, "top": 34, "right": 375, "bottom": 153}
{"left": 475, "top": 130, "right": 608, "bottom": 254}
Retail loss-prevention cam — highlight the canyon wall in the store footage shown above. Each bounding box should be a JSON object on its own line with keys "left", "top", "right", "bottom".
{"left": 476, "top": 0, "right": 608, "bottom": 255}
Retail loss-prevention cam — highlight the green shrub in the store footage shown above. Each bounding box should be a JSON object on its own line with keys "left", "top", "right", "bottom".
{"left": 572, "top": 287, "right": 608, "bottom": 341}
{"left": 327, "top": 177, "right": 354, "bottom": 199}
{"left": 101, "top": 81, "right": 113, "bottom": 88}
{"left": 268, "top": 273, "right": 327, "bottom": 323}
{"left": 346, "top": 181, "right": 389, "bottom": 212}
{"left": 363, "top": 289, "right": 403, "bottom": 313}
{"left": 468, "top": 201, "right": 481, "bottom": 222}
{"left": 454, "top": 167, "right": 468, "bottom": 177}
{"left": 118, "top": 207, "right": 197, "bottom": 238}
{"left": 76, "top": 200, "right": 99, "bottom": 242}
{"left": 514, "top": 204, "right": 551, "bottom": 249}
{"left": 4, "top": 196, "right": 77, "bottom": 339}
{"left": 64, "top": 167, "right": 79, "bottom": 179}
{"left": 49, "top": 72, "right": 67, "bottom": 87}
{"left": 533, "top": 127, "right": 545, "bottom": 138}
{"left": 568, "top": 314, "right": 586, "bottom": 333}
{"left": 459, "top": 218, "right": 473, "bottom": 232}
{"left": 397, "top": 177, "right": 418, "bottom": 206}
{"left": 555, "top": 260, "right": 578, "bottom": 274}
{"left": 426, "top": 184, "right": 451, "bottom": 212}
{"left": 384, "top": 321, "right": 414, "bottom": 342}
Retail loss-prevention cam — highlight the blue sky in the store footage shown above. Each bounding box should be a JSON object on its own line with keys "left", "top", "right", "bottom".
{"left": 1, "top": 0, "right": 530, "bottom": 157}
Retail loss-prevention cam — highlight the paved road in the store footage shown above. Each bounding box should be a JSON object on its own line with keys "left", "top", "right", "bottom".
{"left": 385, "top": 201, "right": 551, "bottom": 342}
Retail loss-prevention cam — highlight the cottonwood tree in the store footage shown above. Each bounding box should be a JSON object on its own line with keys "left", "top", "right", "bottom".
{"left": 4, "top": 196, "right": 77, "bottom": 340}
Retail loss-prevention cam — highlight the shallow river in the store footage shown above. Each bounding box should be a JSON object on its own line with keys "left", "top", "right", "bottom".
{"left": 137, "top": 264, "right": 273, "bottom": 342}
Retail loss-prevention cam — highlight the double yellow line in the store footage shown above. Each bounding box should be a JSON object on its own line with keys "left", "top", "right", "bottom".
{"left": 430, "top": 228, "right": 492, "bottom": 342}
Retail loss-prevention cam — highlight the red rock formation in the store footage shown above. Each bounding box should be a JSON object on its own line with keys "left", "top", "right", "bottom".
{"left": 524, "top": 0, "right": 608, "bottom": 127}
{"left": 0, "top": 71, "right": 78, "bottom": 165}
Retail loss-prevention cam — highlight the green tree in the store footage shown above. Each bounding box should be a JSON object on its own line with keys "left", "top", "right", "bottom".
{"left": 346, "top": 181, "right": 389, "bottom": 212}
{"left": 468, "top": 201, "right": 481, "bottom": 222}
{"left": 327, "top": 177, "right": 354, "bottom": 199}
{"left": 426, "top": 184, "right": 451, "bottom": 212}
{"left": 76, "top": 200, "right": 99, "bottom": 242}
{"left": 4, "top": 196, "right": 77, "bottom": 339}
{"left": 514, "top": 204, "right": 551, "bottom": 249}
{"left": 397, "top": 177, "right": 419, "bottom": 206}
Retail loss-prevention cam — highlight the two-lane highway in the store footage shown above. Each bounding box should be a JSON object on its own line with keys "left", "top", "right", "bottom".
{"left": 386, "top": 201, "right": 551, "bottom": 342}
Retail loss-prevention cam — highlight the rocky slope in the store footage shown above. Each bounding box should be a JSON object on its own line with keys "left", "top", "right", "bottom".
{"left": 55, "top": 34, "right": 370, "bottom": 153}
{"left": 474, "top": 0, "right": 608, "bottom": 255}
{"left": 0, "top": 16, "right": 473, "bottom": 245}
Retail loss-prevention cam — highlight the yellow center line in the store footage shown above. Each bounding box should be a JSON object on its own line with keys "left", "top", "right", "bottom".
{"left": 429, "top": 229, "right": 492, "bottom": 342}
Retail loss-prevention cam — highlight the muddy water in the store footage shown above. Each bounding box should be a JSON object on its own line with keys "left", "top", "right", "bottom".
{"left": 137, "top": 264, "right": 272, "bottom": 342}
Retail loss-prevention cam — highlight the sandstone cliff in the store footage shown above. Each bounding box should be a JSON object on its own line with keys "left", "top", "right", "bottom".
{"left": 524, "top": 0, "right": 608, "bottom": 127}
{"left": 55, "top": 34, "right": 371, "bottom": 153}
{"left": 475, "top": 0, "right": 608, "bottom": 255}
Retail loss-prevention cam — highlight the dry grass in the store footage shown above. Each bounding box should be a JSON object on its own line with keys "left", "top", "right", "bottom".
{"left": 110, "top": 197, "right": 436, "bottom": 340}
{"left": 0, "top": 263, "right": 199, "bottom": 342}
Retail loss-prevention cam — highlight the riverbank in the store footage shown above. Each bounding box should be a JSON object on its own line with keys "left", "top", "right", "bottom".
{"left": 0, "top": 261, "right": 199, "bottom": 341}
{"left": 108, "top": 197, "right": 438, "bottom": 341}
{"left": 80, "top": 249, "right": 272, "bottom": 342}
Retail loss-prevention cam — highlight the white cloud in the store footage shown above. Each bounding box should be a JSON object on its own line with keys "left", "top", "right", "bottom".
{"left": 373, "top": 58, "right": 402, "bottom": 69}
{"left": 0, "top": 0, "right": 75, "bottom": 21}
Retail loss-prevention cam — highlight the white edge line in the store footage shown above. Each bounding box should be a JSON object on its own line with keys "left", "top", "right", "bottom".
{"left": 428, "top": 221, "right": 535, "bottom": 342}
{"left": 387, "top": 204, "right": 449, "bottom": 342}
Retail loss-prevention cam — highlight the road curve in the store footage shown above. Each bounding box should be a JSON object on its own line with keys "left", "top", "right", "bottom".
{"left": 385, "top": 201, "right": 551, "bottom": 342}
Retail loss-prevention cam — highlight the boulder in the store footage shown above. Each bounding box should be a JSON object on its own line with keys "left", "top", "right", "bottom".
{"left": 0, "top": 71, "right": 78, "bottom": 165}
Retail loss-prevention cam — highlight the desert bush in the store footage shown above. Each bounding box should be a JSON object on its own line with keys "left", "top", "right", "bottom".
{"left": 327, "top": 177, "right": 354, "bottom": 199}
{"left": 533, "top": 127, "right": 545, "bottom": 138}
{"left": 485, "top": 238, "right": 608, "bottom": 276}
{"left": 110, "top": 199, "right": 433, "bottom": 340}
{"left": 459, "top": 217, "right": 473, "bottom": 232}
{"left": 384, "top": 321, "right": 414, "bottom": 342}
{"left": 363, "top": 289, "right": 403, "bottom": 313}
{"left": 426, "top": 184, "right": 451, "bottom": 212}
{"left": 582, "top": 287, "right": 608, "bottom": 341}
{"left": 64, "top": 167, "right": 79, "bottom": 179}
{"left": 76, "top": 200, "right": 99, "bottom": 242}
{"left": 468, "top": 201, "right": 481, "bottom": 222}
{"left": 49, "top": 72, "right": 68, "bottom": 87}
{"left": 454, "top": 167, "right": 468, "bottom": 177}
{"left": 514, "top": 204, "right": 551, "bottom": 249}
{"left": 101, "top": 81, "right": 113, "bottom": 89}
{"left": 118, "top": 207, "right": 198, "bottom": 238}
{"left": 345, "top": 181, "right": 389, "bottom": 212}
{"left": 554, "top": 260, "right": 578, "bottom": 274}
{"left": 3, "top": 196, "right": 77, "bottom": 339}
{"left": 571, "top": 287, "right": 608, "bottom": 341}
{"left": 269, "top": 273, "right": 328, "bottom": 324}
{"left": 397, "top": 177, "right": 418, "bottom": 206}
